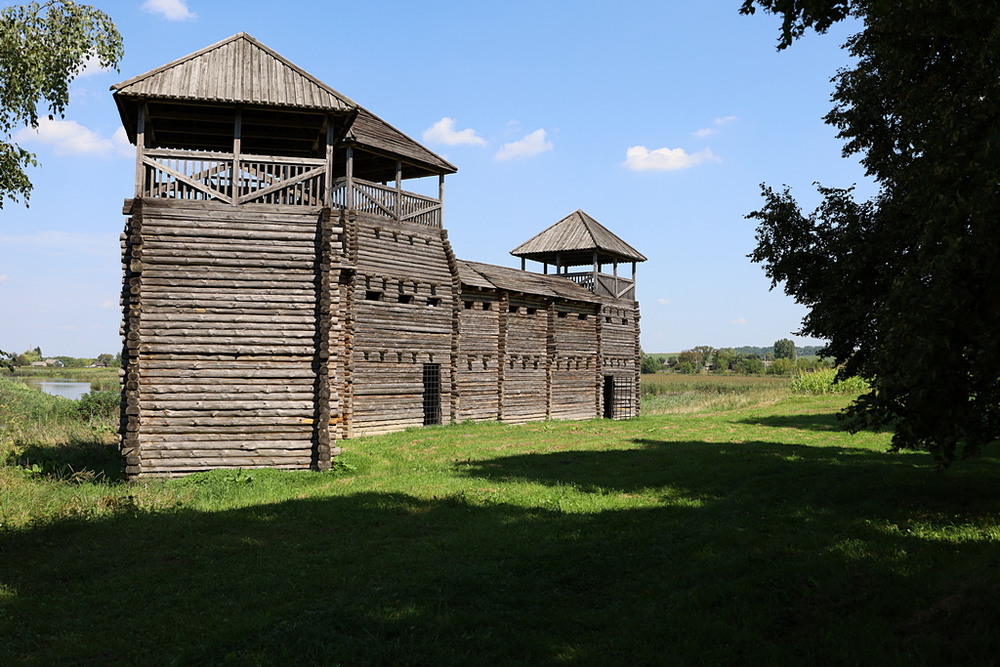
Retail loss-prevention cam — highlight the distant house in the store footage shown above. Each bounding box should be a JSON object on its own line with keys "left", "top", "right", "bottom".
{"left": 29, "top": 359, "right": 64, "bottom": 368}
{"left": 89, "top": 360, "right": 109, "bottom": 368}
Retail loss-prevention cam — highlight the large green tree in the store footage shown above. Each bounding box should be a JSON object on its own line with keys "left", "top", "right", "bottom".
{"left": 0, "top": 1, "right": 122, "bottom": 208}
{"left": 742, "top": 1, "right": 1000, "bottom": 466}
{"left": 773, "top": 338, "right": 796, "bottom": 361}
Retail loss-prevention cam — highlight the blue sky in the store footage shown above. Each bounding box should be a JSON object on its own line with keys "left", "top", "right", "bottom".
{"left": 0, "top": 0, "right": 875, "bottom": 357}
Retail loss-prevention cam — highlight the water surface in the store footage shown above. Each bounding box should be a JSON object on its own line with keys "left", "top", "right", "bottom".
{"left": 21, "top": 377, "right": 94, "bottom": 401}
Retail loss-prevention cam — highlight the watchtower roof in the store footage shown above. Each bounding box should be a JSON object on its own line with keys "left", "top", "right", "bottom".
{"left": 510, "top": 210, "right": 647, "bottom": 266}
{"left": 111, "top": 33, "right": 455, "bottom": 176}
{"left": 112, "top": 32, "right": 356, "bottom": 111}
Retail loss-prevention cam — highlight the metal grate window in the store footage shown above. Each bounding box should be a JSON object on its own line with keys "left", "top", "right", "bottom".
{"left": 423, "top": 364, "right": 441, "bottom": 425}
{"left": 604, "top": 375, "right": 635, "bottom": 420}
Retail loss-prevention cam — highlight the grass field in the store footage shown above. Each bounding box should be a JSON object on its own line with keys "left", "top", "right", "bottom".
{"left": 2, "top": 376, "right": 999, "bottom": 665}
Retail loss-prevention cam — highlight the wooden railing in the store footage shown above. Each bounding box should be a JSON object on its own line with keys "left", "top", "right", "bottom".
{"left": 564, "top": 272, "right": 635, "bottom": 300}
{"left": 140, "top": 149, "right": 326, "bottom": 206}
{"left": 138, "top": 151, "right": 443, "bottom": 225}
{"left": 330, "top": 177, "right": 441, "bottom": 227}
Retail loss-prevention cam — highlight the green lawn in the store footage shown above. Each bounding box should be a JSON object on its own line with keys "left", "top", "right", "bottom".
{"left": 2, "top": 380, "right": 999, "bottom": 665}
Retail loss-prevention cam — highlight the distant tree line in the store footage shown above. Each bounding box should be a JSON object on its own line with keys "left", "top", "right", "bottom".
{"left": 641, "top": 339, "right": 832, "bottom": 376}
{"left": 3, "top": 347, "right": 121, "bottom": 368}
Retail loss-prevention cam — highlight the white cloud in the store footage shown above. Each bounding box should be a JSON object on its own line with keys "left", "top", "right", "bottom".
{"left": 74, "top": 54, "right": 109, "bottom": 78}
{"left": 656, "top": 298, "right": 671, "bottom": 305}
{"left": 14, "top": 118, "right": 127, "bottom": 156}
{"left": 731, "top": 317, "right": 748, "bottom": 325}
{"left": 692, "top": 127, "right": 716, "bottom": 138}
{"left": 495, "top": 129, "right": 553, "bottom": 161}
{"left": 0, "top": 274, "right": 9, "bottom": 285}
{"left": 142, "top": 0, "right": 196, "bottom": 21}
{"left": 623, "top": 145, "right": 719, "bottom": 171}
{"left": 693, "top": 115, "right": 738, "bottom": 138}
{"left": 113, "top": 126, "right": 133, "bottom": 156}
{"left": 422, "top": 117, "right": 487, "bottom": 147}
{"left": 99, "top": 300, "right": 117, "bottom": 309}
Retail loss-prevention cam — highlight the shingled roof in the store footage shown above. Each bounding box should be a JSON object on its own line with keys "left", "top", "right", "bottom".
{"left": 112, "top": 32, "right": 356, "bottom": 111}
{"left": 111, "top": 33, "right": 455, "bottom": 175}
{"left": 510, "top": 210, "right": 647, "bottom": 266}
{"left": 457, "top": 260, "right": 600, "bottom": 303}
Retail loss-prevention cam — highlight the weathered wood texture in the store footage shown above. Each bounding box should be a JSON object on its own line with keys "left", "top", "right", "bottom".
{"left": 121, "top": 199, "right": 344, "bottom": 477}
{"left": 347, "top": 213, "right": 456, "bottom": 436}
{"left": 599, "top": 299, "right": 642, "bottom": 419}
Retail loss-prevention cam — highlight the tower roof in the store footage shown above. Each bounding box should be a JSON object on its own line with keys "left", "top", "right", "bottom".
{"left": 112, "top": 32, "right": 356, "bottom": 111}
{"left": 510, "top": 210, "right": 646, "bottom": 266}
{"left": 111, "top": 33, "right": 455, "bottom": 176}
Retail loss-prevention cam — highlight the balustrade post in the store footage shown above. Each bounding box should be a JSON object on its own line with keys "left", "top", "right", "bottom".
{"left": 134, "top": 106, "right": 146, "bottom": 197}
{"left": 233, "top": 108, "right": 242, "bottom": 205}
{"left": 324, "top": 118, "right": 334, "bottom": 208}
{"left": 346, "top": 147, "right": 354, "bottom": 209}
{"left": 395, "top": 160, "right": 402, "bottom": 222}
{"left": 438, "top": 173, "right": 445, "bottom": 228}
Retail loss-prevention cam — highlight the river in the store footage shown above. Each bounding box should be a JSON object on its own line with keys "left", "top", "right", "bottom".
{"left": 20, "top": 377, "right": 95, "bottom": 401}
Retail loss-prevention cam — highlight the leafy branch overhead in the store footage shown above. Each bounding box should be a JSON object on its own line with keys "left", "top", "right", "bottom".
{"left": 0, "top": 0, "right": 123, "bottom": 207}
{"left": 744, "top": 0, "right": 1000, "bottom": 466}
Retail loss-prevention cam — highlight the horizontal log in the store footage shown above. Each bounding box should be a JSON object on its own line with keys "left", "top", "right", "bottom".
{"left": 142, "top": 456, "right": 313, "bottom": 467}
{"left": 137, "top": 344, "right": 315, "bottom": 355}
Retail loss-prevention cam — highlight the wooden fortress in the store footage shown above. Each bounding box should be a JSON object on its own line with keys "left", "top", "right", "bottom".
{"left": 115, "top": 34, "right": 646, "bottom": 477}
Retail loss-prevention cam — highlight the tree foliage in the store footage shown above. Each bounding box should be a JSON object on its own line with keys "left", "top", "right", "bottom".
{"left": 743, "top": 0, "right": 1000, "bottom": 466}
{"left": 773, "top": 338, "right": 796, "bottom": 360}
{"left": 0, "top": 1, "right": 122, "bottom": 207}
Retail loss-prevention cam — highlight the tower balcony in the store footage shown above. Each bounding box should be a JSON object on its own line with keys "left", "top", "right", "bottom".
{"left": 563, "top": 271, "right": 636, "bottom": 300}
{"left": 138, "top": 148, "right": 442, "bottom": 227}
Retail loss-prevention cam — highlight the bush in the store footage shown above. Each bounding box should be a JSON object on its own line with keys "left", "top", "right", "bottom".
{"left": 77, "top": 390, "right": 119, "bottom": 421}
{"left": 791, "top": 368, "right": 869, "bottom": 395}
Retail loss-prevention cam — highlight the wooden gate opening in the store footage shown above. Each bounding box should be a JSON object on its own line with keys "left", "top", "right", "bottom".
{"left": 603, "top": 375, "right": 615, "bottom": 419}
{"left": 423, "top": 363, "right": 442, "bottom": 425}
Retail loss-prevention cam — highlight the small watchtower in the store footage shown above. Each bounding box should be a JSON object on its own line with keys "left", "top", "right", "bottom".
{"left": 510, "top": 210, "right": 646, "bottom": 301}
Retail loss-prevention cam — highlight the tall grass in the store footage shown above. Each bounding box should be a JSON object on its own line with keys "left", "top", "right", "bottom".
{"left": 642, "top": 373, "right": 791, "bottom": 414}
{"left": 791, "top": 367, "right": 870, "bottom": 395}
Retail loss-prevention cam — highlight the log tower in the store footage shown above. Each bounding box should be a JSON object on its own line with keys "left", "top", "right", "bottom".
{"left": 115, "top": 34, "right": 646, "bottom": 478}
{"left": 511, "top": 210, "right": 647, "bottom": 419}
{"left": 115, "top": 34, "right": 456, "bottom": 477}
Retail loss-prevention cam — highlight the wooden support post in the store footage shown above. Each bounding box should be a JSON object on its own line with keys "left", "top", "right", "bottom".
{"left": 520, "top": 257, "right": 525, "bottom": 271}
{"left": 134, "top": 106, "right": 146, "bottom": 197}
{"left": 395, "top": 160, "right": 402, "bottom": 222}
{"left": 614, "top": 261, "right": 619, "bottom": 300}
{"left": 232, "top": 108, "right": 242, "bottom": 206}
{"left": 592, "top": 251, "right": 598, "bottom": 293}
{"left": 324, "top": 117, "right": 334, "bottom": 208}
{"left": 438, "top": 173, "right": 445, "bottom": 228}
{"left": 346, "top": 147, "right": 354, "bottom": 209}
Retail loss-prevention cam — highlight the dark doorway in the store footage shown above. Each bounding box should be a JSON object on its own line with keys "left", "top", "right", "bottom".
{"left": 603, "top": 375, "right": 615, "bottom": 419}
{"left": 423, "top": 364, "right": 441, "bottom": 425}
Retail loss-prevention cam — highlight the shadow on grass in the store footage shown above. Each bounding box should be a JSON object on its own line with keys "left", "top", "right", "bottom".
{"left": 2, "top": 442, "right": 1000, "bottom": 665}
{"left": 738, "top": 411, "right": 849, "bottom": 431}
{"left": 6, "top": 441, "right": 123, "bottom": 482}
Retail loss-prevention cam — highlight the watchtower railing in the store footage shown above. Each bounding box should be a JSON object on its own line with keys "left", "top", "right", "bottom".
{"left": 140, "top": 148, "right": 326, "bottom": 206}
{"left": 331, "top": 177, "right": 441, "bottom": 227}
{"left": 564, "top": 271, "right": 635, "bottom": 300}
{"left": 138, "top": 149, "right": 442, "bottom": 226}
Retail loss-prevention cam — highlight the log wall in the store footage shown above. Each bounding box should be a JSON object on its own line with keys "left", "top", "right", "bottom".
{"left": 120, "top": 201, "right": 642, "bottom": 478}
{"left": 120, "top": 199, "right": 345, "bottom": 477}
{"left": 347, "top": 213, "right": 456, "bottom": 436}
{"left": 599, "top": 299, "right": 642, "bottom": 419}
